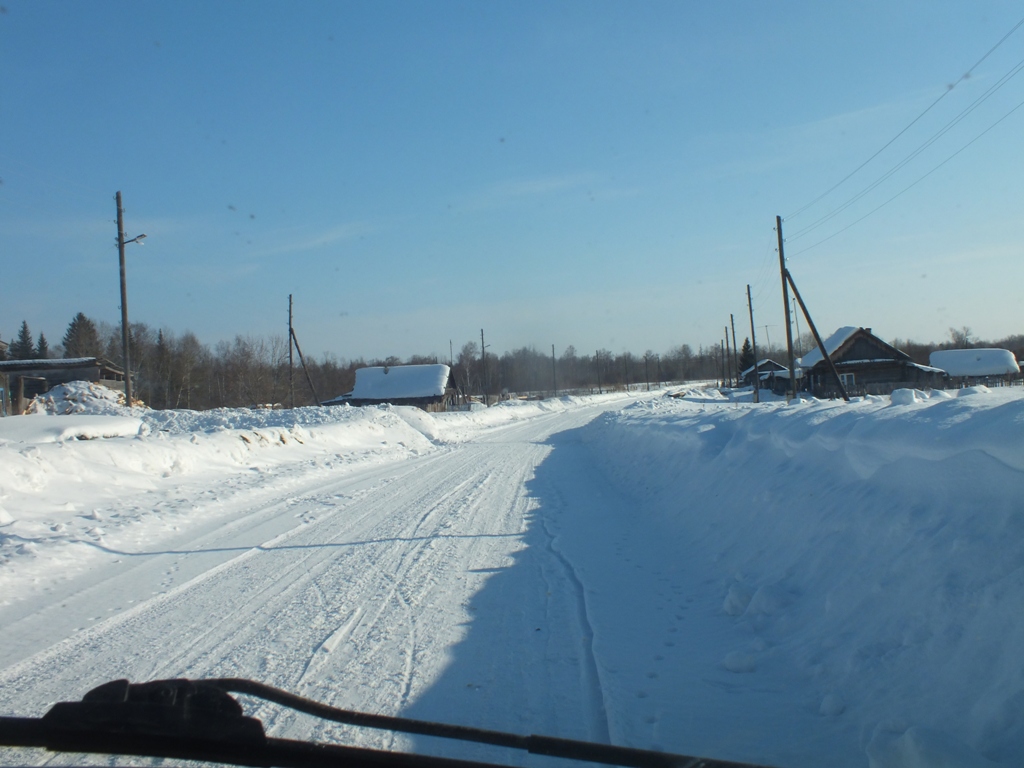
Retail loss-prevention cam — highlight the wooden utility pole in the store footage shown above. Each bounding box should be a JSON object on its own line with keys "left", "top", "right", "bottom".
{"left": 747, "top": 284, "right": 759, "bottom": 404}
{"left": 730, "top": 314, "right": 739, "bottom": 388}
{"left": 289, "top": 323, "right": 320, "bottom": 406}
{"left": 793, "top": 299, "right": 803, "bottom": 357}
{"left": 595, "top": 350, "right": 602, "bottom": 394}
{"left": 777, "top": 215, "right": 796, "bottom": 400}
{"left": 724, "top": 326, "right": 732, "bottom": 387}
{"left": 786, "top": 270, "right": 849, "bottom": 402}
{"left": 551, "top": 344, "right": 557, "bottom": 396}
{"left": 288, "top": 295, "right": 295, "bottom": 409}
{"left": 720, "top": 340, "right": 726, "bottom": 387}
{"left": 480, "top": 329, "right": 488, "bottom": 405}
{"left": 116, "top": 192, "right": 131, "bottom": 407}
{"left": 115, "top": 192, "right": 145, "bottom": 406}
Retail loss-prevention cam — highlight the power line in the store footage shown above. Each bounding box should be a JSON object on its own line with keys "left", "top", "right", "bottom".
{"left": 785, "top": 13, "right": 1024, "bottom": 222}
{"left": 791, "top": 94, "right": 1024, "bottom": 256}
{"left": 788, "top": 52, "right": 1024, "bottom": 242}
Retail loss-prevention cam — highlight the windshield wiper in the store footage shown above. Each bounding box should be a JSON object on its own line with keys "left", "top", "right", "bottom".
{"left": 0, "top": 677, "right": 776, "bottom": 768}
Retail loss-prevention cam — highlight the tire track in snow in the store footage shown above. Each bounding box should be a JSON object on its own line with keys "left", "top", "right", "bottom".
{"left": 539, "top": 515, "right": 612, "bottom": 744}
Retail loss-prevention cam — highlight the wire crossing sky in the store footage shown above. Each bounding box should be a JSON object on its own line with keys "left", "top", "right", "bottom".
{"left": 2, "top": 1, "right": 1023, "bottom": 360}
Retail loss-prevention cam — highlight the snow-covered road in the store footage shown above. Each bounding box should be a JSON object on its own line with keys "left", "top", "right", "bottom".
{"left": 4, "top": 384, "right": 1024, "bottom": 768}
{"left": 0, "top": 399, "right": 636, "bottom": 765}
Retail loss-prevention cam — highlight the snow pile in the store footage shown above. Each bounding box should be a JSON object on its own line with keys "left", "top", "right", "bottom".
{"left": 24, "top": 381, "right": 126, "bottom": 416}
{"left": 580, "top": 387, "right": 1024, "bottom": 766}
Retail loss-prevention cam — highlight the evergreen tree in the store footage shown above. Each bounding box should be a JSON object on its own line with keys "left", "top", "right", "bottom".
{"left": 35, "top": 332, "right": 50, "bottom": 359}
{"left": 9, "top": 321, "right": 35, "bottom": 360}
{"left": 738, "top": 337, "right": 755, "bottom": 374}
{"left": 63, "top": 313, "right": 102, "bottom": 358}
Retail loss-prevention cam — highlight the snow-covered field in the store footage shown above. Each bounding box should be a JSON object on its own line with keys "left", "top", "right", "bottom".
{"left": 1, "top": 382, "right": 1023, "bottom": 768}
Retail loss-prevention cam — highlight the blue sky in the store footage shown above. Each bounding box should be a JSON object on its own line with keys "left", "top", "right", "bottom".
{"left": 2, "top": 2, "right": 1023, "bottom": 360}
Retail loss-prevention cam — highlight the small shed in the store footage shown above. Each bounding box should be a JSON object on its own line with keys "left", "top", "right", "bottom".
{"left": 0, "top": 357, "right": 126, "bottom": 415}
{"left": 928, "top": 348, "right": 1020, "bottom": 385}
{"left": 797, "top": 327, "right": 945, "bottom": 397}
{"left": 322, "top": 364, "right": 453, "bottom": 412}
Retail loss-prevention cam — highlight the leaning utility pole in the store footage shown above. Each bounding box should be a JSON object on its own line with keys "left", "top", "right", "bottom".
{"left": 792, "top": 299, "right": 803, "bottom": 357}
{"left": 786, "top": 269, "right": 849, "bottom": 402}
{"left": 747, "top": 284, "right": 759, "bottom": 404}
{"left": 777, "top": 215, "right": 796, "bottom": 400}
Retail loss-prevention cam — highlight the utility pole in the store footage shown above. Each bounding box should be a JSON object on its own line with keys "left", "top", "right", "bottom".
{"left": 288, "top": 295, "right": 295, "bottom": 409}
{"left": 720, "top": 340, "right": 726, "bottom": 388}
{"left": 115, "top": 192, "right": 146, "bottom": 407}
{"left": 777, "top": 215, "right": 796, "bottom": 400}
{"left": 786, "top": 270, "right": 849, "bottom": 402}
{"left": 595, "top": 350, "right": 602, "bottom": 394}
{"left": 449, "top": 340, "right": 453, "bottom": 368}
{"left": 551, "top": 344, "right": 557, "bottom": 397}
{"left": 644, "top": 353, "right": 650, "bottom": 392}
{"left": 480, "top": 329, "right": 488, "bottom": 405}
{"left": 730, "top": 314, "right": 739, "bottom": 389}
{"left": 724, "top": 326, "right": 732, "bottom": 388}
{"left": 747, "top": 284, "right": 759, "bottom": 404}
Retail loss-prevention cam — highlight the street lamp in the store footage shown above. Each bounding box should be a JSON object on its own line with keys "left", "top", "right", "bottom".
{"left": 116, "top": 191, "right": 146, "bottom": 407}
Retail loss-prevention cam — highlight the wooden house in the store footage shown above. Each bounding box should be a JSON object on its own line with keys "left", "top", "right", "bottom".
{"left": 740, "top": 359, "right": 787, "bottom": 390}
{"left": 797, "top": 327, "right": 945, "bottom": 398}
{"left": 0, "top": 357, "right": 126, "bottom": 415}
{"left": 322, "top": 363, "right": 454, "bottom": 412}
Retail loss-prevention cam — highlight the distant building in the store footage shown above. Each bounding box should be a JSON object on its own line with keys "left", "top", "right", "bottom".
{"left": 322, "top": 364, "right": 453, "bottom": 412}
{"left": 929, "top": 348, "right": 1020, "bottom": 385}
{"left": 797, "top": 327, "right": 945, "bottom": 398}
{"left": 740, "top": 359, "right": 787, "bottom": 391}
{"left": 0, "top": 357, "right": 125, "bottom": 415}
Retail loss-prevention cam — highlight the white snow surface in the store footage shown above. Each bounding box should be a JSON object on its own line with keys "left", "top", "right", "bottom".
{"left": 1, "top": 382, "right": 1024, "bottom": 768}
{"left": 929, "top": 348, "right": 1020, "bottom": 377}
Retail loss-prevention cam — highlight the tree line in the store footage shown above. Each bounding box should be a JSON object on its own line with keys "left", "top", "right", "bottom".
{"left": 2, "top": 315, "right": 1021, "bottom": 410}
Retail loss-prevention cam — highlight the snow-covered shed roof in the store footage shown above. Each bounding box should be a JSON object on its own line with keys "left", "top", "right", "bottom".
{"left": 929, "top": 349, "right": 1020, "bottom": 377}
{"left": 795, "top": 326, "right": 859, "bottom": 369}
{"left": 0, "top": 357, "right": 122, "bottom": 373}
{"left": 326, "top": 364, "right": 451, "bottom": 404}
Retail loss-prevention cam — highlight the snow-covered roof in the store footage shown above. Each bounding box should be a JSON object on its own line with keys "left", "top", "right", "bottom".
{"left": 740, "top": 359, "right": 785, "bottom": 377}
{"left": 929, "top": 349, "right": 1020, "bottom": 377}
{"left": 326, "top": 364, "right": 451, "bottom": 403}
{"left": 0, "top": 357, "right": 120, "bottom": 371}
{"left": 795, "top": 326, "right": 859, "bottom": 368}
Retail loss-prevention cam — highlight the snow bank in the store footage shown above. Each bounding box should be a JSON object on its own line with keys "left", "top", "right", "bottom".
{"left": 581, "top": 387, "right": 1024, "bottom": 766}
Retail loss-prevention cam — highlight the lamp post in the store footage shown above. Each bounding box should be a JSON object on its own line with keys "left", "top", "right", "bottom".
{"left": 116, "top": 191, "right": 146, "bottom": 407}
